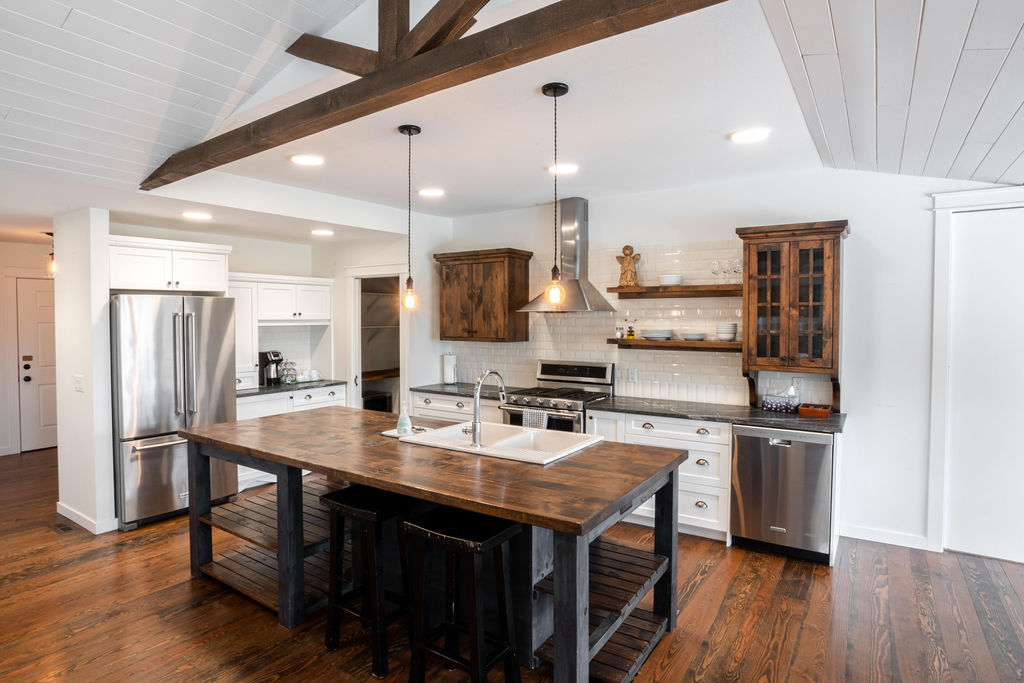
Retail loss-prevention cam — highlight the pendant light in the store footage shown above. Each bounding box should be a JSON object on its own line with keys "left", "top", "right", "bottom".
{"left": 542, "top": 83, "right": 568, "bottom": 307}
{"left": 399, "top": 124, "right": 420, "bottom": 310}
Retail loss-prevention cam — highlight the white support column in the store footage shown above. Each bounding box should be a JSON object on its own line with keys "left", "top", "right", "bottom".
{"left": 53, "top": 208, "right": 117, "bottom": 534}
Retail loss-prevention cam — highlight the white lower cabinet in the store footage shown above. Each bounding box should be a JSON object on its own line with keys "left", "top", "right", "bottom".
{"left": 587, "top": 409, "right": 732, "bottom": 540}
{"left": 236, "top": 387, "right": 346, "bottom": 489}
{"left": 410, "top": 392, "right": 502, "bottom": 424}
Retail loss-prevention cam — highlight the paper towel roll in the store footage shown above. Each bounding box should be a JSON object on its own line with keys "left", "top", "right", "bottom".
{"left": 442, "top": 353, "right": 457, "bottom": 384}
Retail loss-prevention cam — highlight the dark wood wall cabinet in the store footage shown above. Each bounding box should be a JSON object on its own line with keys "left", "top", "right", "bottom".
{"left": 434, "top": 248, "right": 533, "bottom": 342}
{"left": 736, "top": 220, "right": 849, "bottom": 411}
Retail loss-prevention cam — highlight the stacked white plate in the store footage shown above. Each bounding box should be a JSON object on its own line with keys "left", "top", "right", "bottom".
{"left": 641, "top": 329, "right": 673, "bottom": 340}
{"left": 716, "top": 322, "right": 738, "bottom": 341}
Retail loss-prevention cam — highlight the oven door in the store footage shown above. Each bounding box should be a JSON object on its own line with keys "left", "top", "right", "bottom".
{"left": 500, "top": 405, "right": 583, "bottom": 433}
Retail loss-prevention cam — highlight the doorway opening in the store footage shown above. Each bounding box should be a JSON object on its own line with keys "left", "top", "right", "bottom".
{"left": 360, "top": 276, "right": 400, "bottom": 413}
{"left": 16, "top": 278, "right": 57, "bottom": 451}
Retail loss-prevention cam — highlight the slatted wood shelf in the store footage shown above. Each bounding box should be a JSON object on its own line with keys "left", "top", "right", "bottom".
{"left": 607, "top": 338, "right": 742, "bottom": 352}
{"left": 534, "top": 538, "right": 669, "bottom": 680}
{"left": 199, "top": 475, "right": 342, "bottom": 557}
{"left": 536, "top": 608, "right": 667, "bottom": 683}
{"left": 607, "top": 284, "right": 742, "bottom": 299}
{"left": 199, "top": 541, "right": 345, "bottom": 617}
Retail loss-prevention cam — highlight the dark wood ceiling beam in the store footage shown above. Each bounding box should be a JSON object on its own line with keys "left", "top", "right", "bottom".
{"left": 378, "top": 0, "right": 410, "bottom": 67}
{"left": 285, "top": 34, "right": 378, "bottom": 76}
{"left": 397, "top": 0, "right": 488, "bottom": 61}
{"left": 140, "top": 0, "right": 727, "bottom": 191}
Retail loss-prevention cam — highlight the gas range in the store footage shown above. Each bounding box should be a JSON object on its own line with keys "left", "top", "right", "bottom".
{"left": 500, "top": 360, "right": 614, "bottom": 432}
{"left": 505, "top": 387, "right": 609, "bottom": 412}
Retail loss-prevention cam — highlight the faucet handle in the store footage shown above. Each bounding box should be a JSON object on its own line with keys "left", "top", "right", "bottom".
{"left": 462, "top": 424, "right": 474, "bottom": 435}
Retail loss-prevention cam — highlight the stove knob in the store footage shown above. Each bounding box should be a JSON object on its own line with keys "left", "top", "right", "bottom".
{"left": 521, "top": 397, "right": 531, "bottom": 405}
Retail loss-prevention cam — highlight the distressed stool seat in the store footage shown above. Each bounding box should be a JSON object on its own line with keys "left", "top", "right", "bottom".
{"left": 320, "top": 485, "right": 416, "bottom": 679}
{"left": 403, "top": 506, "right": 522, "bottom": 683}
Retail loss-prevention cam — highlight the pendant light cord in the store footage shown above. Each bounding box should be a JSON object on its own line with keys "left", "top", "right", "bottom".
{"left": 407, "top": 128, "right": 412, "bottom": 280}
{"left": 553, "top": 90, "right": 559, "bottom": 277}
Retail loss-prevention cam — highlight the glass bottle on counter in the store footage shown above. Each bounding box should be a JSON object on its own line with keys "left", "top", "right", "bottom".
{"left": 396, "top": 402, "right": 412, "bottom": 435}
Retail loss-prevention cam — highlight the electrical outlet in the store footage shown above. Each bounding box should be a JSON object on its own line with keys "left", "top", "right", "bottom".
{"left": 73, "top": 374, "right": 85, "bottom": 393}
{"left": 793, "top": 378, "right": 805, "bottom": 393}
{"left": 627, "top": 368, "right": 638, "bottom": 383}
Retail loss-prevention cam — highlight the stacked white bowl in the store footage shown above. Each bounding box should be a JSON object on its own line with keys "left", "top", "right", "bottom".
{"left": 716, "top": 322, "right": 738, "bottom": 341}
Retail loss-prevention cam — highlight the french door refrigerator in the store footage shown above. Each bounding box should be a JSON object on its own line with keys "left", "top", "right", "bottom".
{"left": 111, "top": 294, "right": 238, "bottom": 530}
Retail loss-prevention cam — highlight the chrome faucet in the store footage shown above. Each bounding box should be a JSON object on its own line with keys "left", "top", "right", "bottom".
{"left": 464, "top": 370, "right": 506, "bottom": 447}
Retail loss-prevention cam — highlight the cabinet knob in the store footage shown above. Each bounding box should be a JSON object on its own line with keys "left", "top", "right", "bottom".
{"left": 456, "top": 401, "right": 465, "bottom": 408}
{"left": 696, "top": 458, "right": 709, "bottom": 466}
{"left": 23, "top": 376, "right": 31, "bottom": 382}
{"left": 298, "top": 312, "right": 302, "bottom": 317}
{"left": 696, "top": 427, "right": 710, "bottom": 435}
{"left": 588, "top": 416, "right": 593, "bottom": 420}
{"left": 329, "top": 391, "right": 335, "bottom": 397}
{"left": 423, "top": 398, "right": 431, "bottom": 405}
{"left": 175, "top": 281, "right": 180, "bottom": 287}
{"left": 641, "top": 422, "right": 654, "bottom": 430}
{"left": 254, "top": 363, "right": 258, "bottom": 368}
{"left": 694, "top": 500, "right": 708, "bottom": 509}
{"left": 292, "top": 312, "right": 297, "bottom": 317}
{"left": 167, "top": 281, "right": 172, "bottom": 287}
{"left": 236, "top": 378, "right": 241, "bottom": 384}
{"left": 23, "top": 364, "right": 30, "bottom": 370}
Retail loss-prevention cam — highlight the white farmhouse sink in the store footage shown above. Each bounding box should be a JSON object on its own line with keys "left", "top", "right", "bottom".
{"left": 399, "top": 422, "right": 603, "bottom": 465}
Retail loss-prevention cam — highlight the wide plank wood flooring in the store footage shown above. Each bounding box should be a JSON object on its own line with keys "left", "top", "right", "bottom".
{"left": 2, "top": 448, "right": 1023, "bottom": 681}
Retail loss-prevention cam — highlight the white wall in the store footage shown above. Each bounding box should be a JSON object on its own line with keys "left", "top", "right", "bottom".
{"left": 53, "top": 209, "right": 117, "bottom": 534}
{"left": 445, "top": 167, "right": 995, "bottom": 549}
{"left": 0, "top": 242, "right": 53, "bottom": 455}
{"left": 110, "top": 223, "right": 318, "bottom": 277}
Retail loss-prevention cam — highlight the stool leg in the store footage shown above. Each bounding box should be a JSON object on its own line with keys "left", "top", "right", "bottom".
{"left": 465, "top": 552, "right": 486, "bottom": 683}
{"left": 409, "top": 537, "right": 427, "bottom": 683}
{"left": 324, "top": 512, "right": 342, "bottom": 650}
{"left": 365, "top": 520, "right": 388, "bottom": 678}
{"left": 495, "top": 543, "right": 521, "bottom": 683}
{"left": 444, "top": 550, "right": 458, "bottom": 670}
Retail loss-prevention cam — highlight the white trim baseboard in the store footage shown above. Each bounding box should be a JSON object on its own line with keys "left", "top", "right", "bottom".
{"left": 839, "top": 523, "right": 930, "bottom": 550}
{"left": 57, "top": 500, "right": 119, "bottom": 534}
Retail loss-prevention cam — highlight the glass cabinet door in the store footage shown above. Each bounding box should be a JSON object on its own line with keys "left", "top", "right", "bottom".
{"left": 746, "top": 243, "right": 788, "bottom": 366}
{"left": 789, "top": 239, "right": 834, "bottom": 368}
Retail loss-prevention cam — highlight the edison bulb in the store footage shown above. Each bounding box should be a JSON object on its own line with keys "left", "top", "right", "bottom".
{"left": 545, "top": 279, "right": 566, "bottom": 305}
{"left": 402, "top": 286, "right": 417, "bottom": 310}
{"left": 47, "top": 256, "right": 57, "bottom": 276}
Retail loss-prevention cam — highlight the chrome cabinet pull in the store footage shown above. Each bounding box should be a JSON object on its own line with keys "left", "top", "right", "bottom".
{"left": 423, "top": 398, "right": 431, "bottom": 405}
{"left": 696, "top": 427, "right": 710, "bottom": 435}
{"left": 641, "top": 422, "right": 654, "bottom": 430}
{"left": 329, "top": 391, "right": 335, "bottom": 397}
{"left": 186, "top": 312, "right": 197, "bottom": 414}
{"left": 769, "top": 438, "right": 792, "bottom": 447}
{"left": 696, "top": 458, "right": 709, "bottom": 466}
{"left": 132, "top": 439, "right": 188, "bottom": 453}
{"left": 236, "top": 378, "right": 241, "bottom": 384}
{"left": 694, "top": 500, "right": 708, "bottom": 509}
{"left": 304, "top": 394, "right": 312, "bottom": 400}
{"left": 456, "top": 401, "right": 465, "bottom": 408}
{"left": 173, "top": 312, "right": 184, "bottom": 415}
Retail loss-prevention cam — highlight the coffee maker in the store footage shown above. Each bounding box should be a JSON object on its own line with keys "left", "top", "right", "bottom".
{"left": 259, "top": 350, "right": 283, "bottom": 386}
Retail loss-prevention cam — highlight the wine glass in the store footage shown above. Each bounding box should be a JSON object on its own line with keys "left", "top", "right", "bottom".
{"left": 732, "top": 257, "right": 742, "bottom": 283}
{"left": 710, "top": 260, "right": 721, "bottom": 284}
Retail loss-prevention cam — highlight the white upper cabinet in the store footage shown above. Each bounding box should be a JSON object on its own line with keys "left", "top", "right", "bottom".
{"left": 297, "top": 285, "right": 331, "bottom": 320}
{"left": 257, "top": 283, "right": 299, "bottom": 320}
{"left": 109, "top": 235, "right": 230, "bottom": 292}
{"left": 229, "top": 281, "right": 258, "bottom": 376}
{"left": 250, "top": 278, "right": 332, "bottom": 322}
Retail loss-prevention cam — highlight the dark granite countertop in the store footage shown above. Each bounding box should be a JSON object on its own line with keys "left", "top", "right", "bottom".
{"left": 410, "top": 383, "right": 526, "bottom": 402}
{"left": 237, "top": 380, "right": 347, "bottom": 399}
{"left": 588, "top": 396, "right": 846, "bottom": 433}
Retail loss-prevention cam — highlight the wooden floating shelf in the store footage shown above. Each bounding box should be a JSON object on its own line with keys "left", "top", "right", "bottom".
{"left": 534, "top": 538, "right": 669, "bottom": 683}
{"left": 607, "top": 284, "right": 743, "bottom": 299}
{"left": 200, "top": 475, "right": 342, "bottom": 557}
{"left": 607, "top": 338, "right": 742, "bottom": 352}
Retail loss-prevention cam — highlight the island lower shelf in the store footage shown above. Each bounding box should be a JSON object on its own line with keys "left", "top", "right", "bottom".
{"left": 534, "top": 537, "right": 669, "bottom": 683}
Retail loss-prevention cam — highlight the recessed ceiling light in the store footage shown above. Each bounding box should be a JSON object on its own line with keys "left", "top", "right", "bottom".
{"left": 547, "top": 163, "right": 579, "bottom": 175}
{"left": 290, "top": 153, "right": 324, "bottom": 166}
{"left": 182, "top": 211, "right": 212, "bottom": 220}
{"left": 729, "top": 127, "right": 771, "bottom": 143}
{"left": 310, "top": 228, "right": 334, "bottom": 236}
{"left": 418, "top": 187, "right": 445, "bottom": 197}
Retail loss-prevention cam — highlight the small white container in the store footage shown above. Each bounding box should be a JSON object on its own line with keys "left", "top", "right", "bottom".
{"left": 659, "top": 274, "right": 684, "bottom": 286}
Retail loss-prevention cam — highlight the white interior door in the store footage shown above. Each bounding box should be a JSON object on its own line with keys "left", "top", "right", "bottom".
{"left": 946, "top": 207, "right": 1024, "bottom": 563}
{"left": 17, "top": 278, "right": 57, "bottom": 451}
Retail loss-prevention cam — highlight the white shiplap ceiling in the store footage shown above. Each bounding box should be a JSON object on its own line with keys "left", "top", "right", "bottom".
{"left": 0, "top": 0, "right": 366, "bottom": 188}
{"left": 761, "top": 0, "right": 1024, "bottom": 184}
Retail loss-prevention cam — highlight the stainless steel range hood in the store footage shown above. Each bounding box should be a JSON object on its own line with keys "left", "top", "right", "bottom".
{"left": 519, "top": 197, "right": 616, "bottom": 313}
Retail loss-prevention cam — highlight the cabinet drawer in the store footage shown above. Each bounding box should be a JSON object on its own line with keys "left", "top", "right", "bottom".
{"left": 236, "top": 394, "right": 291, "bottom": 419}
{"left": 624, "top": 414, "right": 730, "bottom": 444}
{"left": 413, "top": 393, "right": 473, "bottom": 412}
{"left": 631, "top": 482, "right": 727, "bottom": 532}
{"left": 293, "top": 386, "right": 345, "bottom": 408}
{"left": 235, "top": 372, "right": 258, "bottom": 390}
{"left": 627, "top": 434, "right": 730, "bottom": 488}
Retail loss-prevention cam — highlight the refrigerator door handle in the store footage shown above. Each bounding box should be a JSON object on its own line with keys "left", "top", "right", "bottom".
{"left": 173, "top": 312, "right": 184, "bottom": 415}
{"left": 186, "top": 312, "right": 197, "bottom": 414}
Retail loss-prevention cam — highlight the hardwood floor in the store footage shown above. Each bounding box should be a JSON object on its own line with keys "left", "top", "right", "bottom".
{"left": 2, "top": 448, "right": 1023, "bottom": 681}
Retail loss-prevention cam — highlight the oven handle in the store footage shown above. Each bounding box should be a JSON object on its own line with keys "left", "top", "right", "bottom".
{"left": 499, "top": 405, "right": 583, "bottom": 422}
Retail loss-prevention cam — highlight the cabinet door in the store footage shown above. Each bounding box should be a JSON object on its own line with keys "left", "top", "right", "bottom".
{"left": 586, "top": 411, "right": 624, "bottom": 441}
{"left": 788, "top": 239, "right": 835, "bottom": 369}
{"left": 472, "top": 260, "right": 507, "bottom": 340}
{"left": 236, "top": 394, "right": 291, "bottom": 419}
{"left": 109, "top": 246, "right": 174, "bottom": 290}
{"left": 745, "top": 242, "right": 789, "bottom": 368}
{"left": 440, "top": 264, "right": 474, "bottom": 339}
{"left": 229, "top": 282, "right": 258, "bottom": 375}
{"left": 296, "top": 285, "right": 331, "bottom": 320}
{"left": 172, "top": 251, "right": 227, "bottom": 292}
{"left": 257, "top": 283, "right": 297, "bottom": 320}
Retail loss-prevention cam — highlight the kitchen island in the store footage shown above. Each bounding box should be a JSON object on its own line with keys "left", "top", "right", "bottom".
{"left": 180, "top": 406, "right": 685, "bottom": 683}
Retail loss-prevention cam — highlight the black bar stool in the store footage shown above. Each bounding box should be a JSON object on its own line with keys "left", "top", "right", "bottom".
{"left": 404, "top": 507, "right": 522, "bottom": 683}
{"left": 320, "top": 485, "right": 415, "bottom": 678}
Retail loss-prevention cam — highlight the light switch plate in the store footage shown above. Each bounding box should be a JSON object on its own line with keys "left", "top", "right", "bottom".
{"left": 73, "top": 374, "right": 85, "bottom": 393}
{"left": 627, "top": 367, "right": 638, "bottom": 382}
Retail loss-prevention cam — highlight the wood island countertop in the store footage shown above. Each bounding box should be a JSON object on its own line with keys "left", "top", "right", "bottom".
{"left": 179, "top": 405, "right": 686, "bottom": 536}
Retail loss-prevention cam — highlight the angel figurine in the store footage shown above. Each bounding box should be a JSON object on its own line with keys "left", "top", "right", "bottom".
{"left": 616, "top": 245, "right": 641, "bottom": 287}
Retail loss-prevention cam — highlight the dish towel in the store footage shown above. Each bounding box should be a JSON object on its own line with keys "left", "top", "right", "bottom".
{"left": 522, "top": 408, "right": 549, "bottom": 429}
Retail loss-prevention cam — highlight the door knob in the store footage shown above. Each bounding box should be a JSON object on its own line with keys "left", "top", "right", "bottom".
{"left": 23, "top": 364, "right": 30, "bottom": 370}
{"left": 23, "top": 376, "right": 31, "bottom": 382}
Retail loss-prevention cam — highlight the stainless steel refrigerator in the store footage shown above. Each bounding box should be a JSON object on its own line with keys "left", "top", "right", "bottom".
{"left": 110, "top": 294, "right": 238, "bottom": 530}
